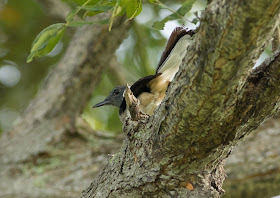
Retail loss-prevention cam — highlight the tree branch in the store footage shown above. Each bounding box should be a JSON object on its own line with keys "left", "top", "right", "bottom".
{"left": 124, "top": 84, "right": 149, "bottom": 121}
{"left": 232, "top": 48, "right": 280, "bottom": 137}
{"left": 224, "top": 115, "right": 280, "bottom": 198}
{"left": 153, "top": 0, "right": 280, "bottom": 173}
{"left": 272, "top": 26, "right": 280, "bottom": 52}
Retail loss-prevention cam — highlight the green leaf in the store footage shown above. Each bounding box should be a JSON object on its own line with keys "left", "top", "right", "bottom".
{"left": 176, "top": 0, "right": 196, "bottom": 16}
{"left": 152, "top": 20, "right": 165, "bottom": 30}
{"left": 27, "top": 23, "right": 66, "bottom": 63}
{"left": 108, "top": 4, "right": 123, "bottom": 31}
{"left": 67, "top": 19, "right": 109, "bottom": 27}
{"left": 119, "top": 0, "right": 142, "bottom": 19}
{"left": 126, "top": 0, "right": 142, "bottom": 19}
{"left": 66, "top": 8, "right": 79, "bottom": 22}
{"left": 148, "top": 0, "right": 158, "bottom": 3}
{"left": 81, "top": 5, "right": 114, "bottom": 17}
{"left": 71, "top": 0, "right": 101, "bottom": 6}
{"left": 79, "top": 5, "right": 113, "bottom": 12}
{"left": 152, "top": 0, "right": 196, "bottom": 30}
{"left": 67, "top": 0, "right": 103, "bottom": 21}
{"left": 192, "top": 18, "right": 199, "bottom": 24}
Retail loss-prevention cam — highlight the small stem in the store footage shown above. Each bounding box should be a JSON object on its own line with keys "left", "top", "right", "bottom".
{"left": 156, "top": 0, "right": 192, "bottom": 23}
{"left": 66, "top": 0, "right": 92, "bottom": 26}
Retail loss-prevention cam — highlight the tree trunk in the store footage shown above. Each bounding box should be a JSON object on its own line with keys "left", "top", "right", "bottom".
{"left": 81, "top": 0, "right": 280, "bottom": 197}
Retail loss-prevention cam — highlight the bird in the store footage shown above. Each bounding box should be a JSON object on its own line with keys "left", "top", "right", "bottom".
{"left": 93, "top": 27, "right": 195, "bottom": 122}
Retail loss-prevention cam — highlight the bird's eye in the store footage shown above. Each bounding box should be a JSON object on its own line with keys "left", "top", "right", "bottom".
{"left": 114, "top": 89, "right": 120, "bottom": 95}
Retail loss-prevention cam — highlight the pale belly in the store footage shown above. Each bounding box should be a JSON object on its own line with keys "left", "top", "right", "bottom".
{"left": 138, "top": 76, "right": 170, "bottom": 115}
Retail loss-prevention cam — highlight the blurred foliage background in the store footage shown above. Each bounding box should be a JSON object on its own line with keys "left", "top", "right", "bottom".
{"left": 0, "top": 0, "right": 206, "bottom": 134}
{"left": 0, "top": 0, "right": 271, "bottom": 135}
{"left": 0, "top": 0, "right": 66, "bottom": 133}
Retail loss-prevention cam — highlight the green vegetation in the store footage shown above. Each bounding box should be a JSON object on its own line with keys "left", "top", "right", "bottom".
{"left": 0, "top": 0, "right": 206, "bottom": 134}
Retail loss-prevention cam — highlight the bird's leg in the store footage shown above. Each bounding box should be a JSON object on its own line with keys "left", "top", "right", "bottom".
{"left": 124, "top": 84, "right": 149, "bottom": 121}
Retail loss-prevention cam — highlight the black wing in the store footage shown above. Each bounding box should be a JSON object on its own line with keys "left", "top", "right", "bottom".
{"left": 119, "top": 74, "right": 161, "bottom": 115}
{"left": 130, "top": 74, "right": 161, "bottom": 97}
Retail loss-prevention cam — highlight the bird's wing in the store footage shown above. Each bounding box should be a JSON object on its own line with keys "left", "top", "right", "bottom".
{"left": 156, "top": 27, "right": 195, "bottom": 82}
{"left": 119, "top": 74, "right": 160, "bottom": 116}
{"left": 130, "top": 74, "right": 161, "bottom": 97}
{"left": 119, "top": 28, "right": 195, "bottom": 117}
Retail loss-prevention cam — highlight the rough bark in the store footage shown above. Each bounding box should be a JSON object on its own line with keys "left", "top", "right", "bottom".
{"left": 81, "top": 0, "right": 280, "bottom": 197}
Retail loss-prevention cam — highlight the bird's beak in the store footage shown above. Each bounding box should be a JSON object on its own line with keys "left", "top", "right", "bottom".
{"left": 92, "top": 99, "right": 111, "bottom": 108}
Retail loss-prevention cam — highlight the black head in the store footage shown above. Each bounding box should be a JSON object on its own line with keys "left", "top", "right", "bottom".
{"left": 92, "top": 86, "right": 126, "bottom": 109}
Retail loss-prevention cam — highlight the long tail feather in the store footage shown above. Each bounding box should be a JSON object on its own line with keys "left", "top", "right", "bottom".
{"left": 156, "top": 27, "right": 195, "bottom": 82}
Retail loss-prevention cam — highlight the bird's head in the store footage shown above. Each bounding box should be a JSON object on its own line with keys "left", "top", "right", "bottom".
{"left": 92, "top": 86, "right": 126, "bottom": 108}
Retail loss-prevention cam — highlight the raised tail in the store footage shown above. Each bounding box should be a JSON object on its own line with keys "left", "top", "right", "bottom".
{"left": 156, "top": 27, "right": 195, "bottom": 82}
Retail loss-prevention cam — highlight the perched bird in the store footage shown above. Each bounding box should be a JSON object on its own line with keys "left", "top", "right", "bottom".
{"left": 93, "top": 27, "right": 195, "bottom": 121}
